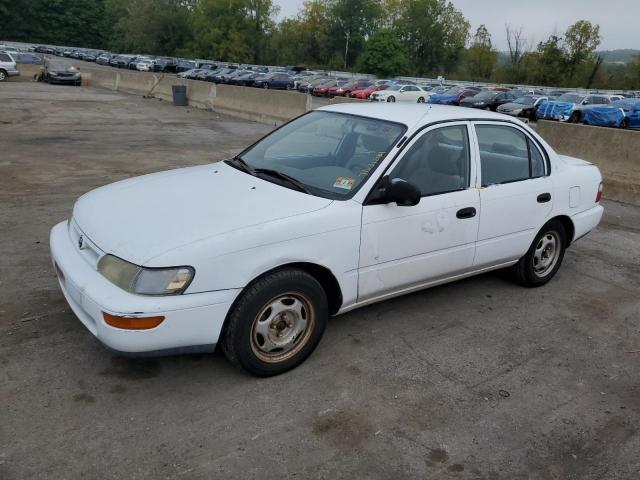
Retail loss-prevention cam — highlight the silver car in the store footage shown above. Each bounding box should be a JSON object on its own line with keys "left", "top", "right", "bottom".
{"left": 0, "top": 51, "right": 20, "bottom": 81}
{"left": 570, "top": 94, "right": 625, "bottom": 123}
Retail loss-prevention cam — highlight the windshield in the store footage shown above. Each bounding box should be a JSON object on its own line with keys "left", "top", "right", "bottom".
{"left": 557, "top": 93, "right": 585, "bottom": 103}
{"left": 515, "top": 96, "right": 536, "bottom": 105}
{"left": 443, "top": 87, "right": 462, "bottom": 96}
{"left": 610, "top": 99, "right": 640, "bottom": 110}
{"left": 232, "top": 111, "right": 406, "bottom": 199}
{"left": 472, "top": 91, "right": 497, "bottom": 101}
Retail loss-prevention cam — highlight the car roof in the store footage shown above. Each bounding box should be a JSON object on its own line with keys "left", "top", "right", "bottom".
{"left": 317, "top": 103, "right": 514, "bottom": 129}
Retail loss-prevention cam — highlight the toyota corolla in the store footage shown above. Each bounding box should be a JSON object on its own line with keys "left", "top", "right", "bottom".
{"left": 50, "top": 104, "right": 604, "bottom": 376}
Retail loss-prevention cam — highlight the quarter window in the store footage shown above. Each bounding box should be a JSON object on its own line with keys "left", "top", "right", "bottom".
{"left": 390, "top": 125, "right": 470, "bottom": 196}
{"left": 476, "top": 125, "right": 546, "bottom": 186}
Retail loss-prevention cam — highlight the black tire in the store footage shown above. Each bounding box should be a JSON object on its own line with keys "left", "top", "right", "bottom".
{"left": 569, "top": 111, "right": 581, "bottom": 123}
{"left": 221, "top": 268, "right": 328, "bottom": 376}
{"left": 620, "top": 118, "right": 630, "bottom": 129}
{"left": 387, "top": 96, "right": 396, "bottom": 103}
{"left": 263, "top": 83, "right": 269, "bottom": 89}
{"left": 512, "top": 219, "right": 567, "bottom": 287}
{"left": 0, "top": 70, "right": 6, "bottom": 82}
{"left": 417, "top": 97, "right": 425, "bottom": 103}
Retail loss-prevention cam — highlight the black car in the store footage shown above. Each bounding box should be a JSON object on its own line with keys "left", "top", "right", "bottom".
{"left": 153, "top": 57, "right": 177, "bottom": 73}
{"left": 209, "top": 68, "right": 237, "bottom": 83}
{"left": 459, "top": 91, "right": 516, "bottom": 111}
{"left": 42, "top": 58, "right": 81, "bottom": 86}
{"left": 176, "top": 60, "right": 197, "bottom": 73}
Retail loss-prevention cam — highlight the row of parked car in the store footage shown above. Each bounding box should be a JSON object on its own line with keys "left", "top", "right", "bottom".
{"left": 23, "top": 44, "right": 640, "bottom": 130}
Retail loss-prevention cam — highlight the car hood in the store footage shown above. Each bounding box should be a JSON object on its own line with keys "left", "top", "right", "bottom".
{"left": 498, "top": 102, "right": 526, "bottom": 111}
{"left": 72, "top": 163, "right": 333, "bottom": 266}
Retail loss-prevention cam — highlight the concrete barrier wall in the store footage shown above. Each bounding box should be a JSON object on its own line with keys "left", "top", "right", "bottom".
{"left": 79, "top": 67, "right": 307, "bottom": 125}
{"left": 537, "top": 120, "right": 640, "bottom": 205}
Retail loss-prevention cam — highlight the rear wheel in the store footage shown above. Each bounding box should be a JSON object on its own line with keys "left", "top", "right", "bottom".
{"left": 620, "top": 118, "right": 630, "bottom": 129}
{"left": 0, "top": 70, "right": 7, "bottom": 82}
{"left": 263, "top": 83, "right": 269, "bottom": 89}
{"left": 513, "top": 220, "right": 567, "bottom": 287}
{"left": 221, "top": 268, "right": 328, "bottom": 376}
{"left": 569, "top": 111, "right": 581, "bottom": 123}
{"left": 417, "top": 97, "right": 425, "bottom": 103}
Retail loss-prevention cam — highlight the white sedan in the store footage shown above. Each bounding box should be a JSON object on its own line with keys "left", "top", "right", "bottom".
{"left": 370, "top": 85, "right": 432, "bottom": 103}
{"left": 50, "top": 104, "right": 603, "bottom": 376}
{"left": 136, "top": 59, "right": 154, "bottom": 71}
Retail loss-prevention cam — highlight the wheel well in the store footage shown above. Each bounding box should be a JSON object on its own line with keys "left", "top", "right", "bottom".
{"left": 276, "top": 263, "right": 343, "bottom": 315}
{"left": 551, "top": 215, "right": 575, "bottom": 245}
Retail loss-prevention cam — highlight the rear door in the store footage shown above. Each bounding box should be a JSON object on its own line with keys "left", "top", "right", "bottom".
{"left": 472, "top": 122, "right": 553, "bottom": 268}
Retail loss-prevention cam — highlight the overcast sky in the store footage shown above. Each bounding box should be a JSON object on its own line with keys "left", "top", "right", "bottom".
{"left": 273, "top": 0, "right": 639, "bottom": 51}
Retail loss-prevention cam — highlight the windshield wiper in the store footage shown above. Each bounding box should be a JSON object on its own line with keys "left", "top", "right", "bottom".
{"left": 253, "top": 168, "right": 310, "bottom": 194}
{"left": 226, "top": 155, "right": 254, "bottom": 174}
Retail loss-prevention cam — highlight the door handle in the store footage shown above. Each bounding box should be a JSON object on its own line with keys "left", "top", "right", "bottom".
{"left": 537, "top": 193, "right": 552, "bottom": 203}
{"left": 456, "top": 207, "right": 476, "bottom": 219}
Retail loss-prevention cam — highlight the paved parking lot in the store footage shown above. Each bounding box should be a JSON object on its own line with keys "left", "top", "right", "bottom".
{"left": 1, "top": 82, "right": 639, "bottom": 480}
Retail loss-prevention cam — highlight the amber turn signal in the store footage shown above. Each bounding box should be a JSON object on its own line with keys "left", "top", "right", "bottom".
{"left": 103, "top": 312, "right": 165, "bottom": 330}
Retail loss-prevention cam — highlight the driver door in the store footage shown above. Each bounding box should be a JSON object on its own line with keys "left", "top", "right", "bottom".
{"left": 358, "top": 122, "right": 480, "bottom": 301}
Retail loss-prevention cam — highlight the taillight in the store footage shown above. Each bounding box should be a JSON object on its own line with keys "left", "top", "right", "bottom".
{"left": 595, "top": 182, "right": 603, "bottom": 203}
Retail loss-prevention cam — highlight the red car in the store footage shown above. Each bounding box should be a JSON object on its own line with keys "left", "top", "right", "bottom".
{"left": 324, "top": 81, "right": 351, "bottom": 97}
{"left": 349, "top": 85, "right": 387, "bottom": 99}
{"left": 331, "top": 80, "right": 374, "bottom": 97}
{"left": 312, "top": 80, "right": 340, "bottom": 96}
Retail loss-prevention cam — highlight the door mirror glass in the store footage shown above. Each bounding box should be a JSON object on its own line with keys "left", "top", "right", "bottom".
{"left": 381, "top": 176, "right": 421, "bottom": 206}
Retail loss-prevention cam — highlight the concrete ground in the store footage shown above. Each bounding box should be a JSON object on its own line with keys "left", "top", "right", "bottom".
{"left": 1, "top": 82, "right": 639, "bottom": 480}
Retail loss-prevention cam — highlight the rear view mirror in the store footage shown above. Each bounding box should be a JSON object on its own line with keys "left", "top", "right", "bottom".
{"left": 380, "top": 176, "right": 421, "bottom": 206}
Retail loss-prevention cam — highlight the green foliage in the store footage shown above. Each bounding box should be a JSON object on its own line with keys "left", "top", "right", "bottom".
{"left": 394, "top": 0, "right": 469, "bottom": 75}
{"left": 356, "top": 29, "right": 410, "bottom": 77}
{"left": 462, "top": 25, "right": 497, "bottom": 80}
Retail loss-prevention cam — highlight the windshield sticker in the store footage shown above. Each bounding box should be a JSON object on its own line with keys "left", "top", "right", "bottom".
{"left": 359, "top": 152, "right": 386, "bottom": 177}
{"left": 334, "top": 177, "right": 355, "bottom": 190}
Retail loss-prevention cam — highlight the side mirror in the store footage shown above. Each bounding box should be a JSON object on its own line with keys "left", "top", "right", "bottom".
{"left": 379, "top": 176, "right": 421, "bottom": 206}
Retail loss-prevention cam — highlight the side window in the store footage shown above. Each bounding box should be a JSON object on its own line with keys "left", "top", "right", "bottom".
{"left": 0, "top": 53, "right": 11, "bottom": 62}
{"left": 476, "top": 125, "right": 529, "bottom": 186}
{"left": 390, "top": 125, "right": 470, "bottom": 196}
{"left": 476, "top": 124, "right": 546, "bottom": 185}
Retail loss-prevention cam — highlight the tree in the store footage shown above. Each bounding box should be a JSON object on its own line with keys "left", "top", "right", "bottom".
{"left": 463, "top": 24, "right": 497, "bottom": 80}
{"left": 564, "top": 20, "right": 600, "bottom": 81}
{"left": 504, "top": 24, "right": 529, "bottom": 83}
{"left": 395, "top": 0, "right": 469, "bottom": 75}
{"left": 528, "top": 34, "right": 566, "bottom": 86}
{"left": 356, "top": 28, "right": 411, "bottom": 77}
{"left": 328, "top": 0, "right": 382, "bottom": 69}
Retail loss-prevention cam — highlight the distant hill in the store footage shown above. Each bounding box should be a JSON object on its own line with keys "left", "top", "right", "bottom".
{"left": 596, "top": 49, "right": 639, "bottom": 64}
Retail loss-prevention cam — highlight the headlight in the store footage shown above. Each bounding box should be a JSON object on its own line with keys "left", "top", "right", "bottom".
{"left": 98, "top": 254, "right": 194, "bottom": 295}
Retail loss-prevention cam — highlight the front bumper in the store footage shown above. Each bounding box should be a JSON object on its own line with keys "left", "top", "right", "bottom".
{"left": 49, "top": 75, "right": 81, "bottom": 84}
{"left": 50, "top": 221, "right": 240, "bottom": 356}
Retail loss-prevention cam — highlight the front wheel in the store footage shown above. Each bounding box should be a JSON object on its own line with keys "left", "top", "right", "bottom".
{"left": 221, "top": 269, "right": 328, "bottom": 376}
{"left": 417, "top": 97, "right": 425, "bottom": 103}
{"left": 620, "top": 118, "right": 630, "bottom": 129}
{"left": 512, "top": 220, "right": 567, "bottom": 287}
{"left": 263, "top": 83, "right": 269, "bottom": 89}
{"left": 387, "top": 96, "right": 396, "bottom": 103}
{"left": 569, "top": 111, "right": 581, "bottom": 123}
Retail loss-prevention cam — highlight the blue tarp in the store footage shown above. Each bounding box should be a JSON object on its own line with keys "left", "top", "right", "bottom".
{"left": 536, "top": 101, "right": 574, "bottom": 120}
{"left": 583, "top": 107, "right": 625, "bottom": 127}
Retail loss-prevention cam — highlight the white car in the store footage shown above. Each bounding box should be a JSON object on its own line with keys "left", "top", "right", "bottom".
{"left": 136, "top": 59, "right": 154, "bottom": 71}
{"left": 50, "top": 104, "right": 604, "bottom": 376}
{"left": 370, "top": 85, "right": 432, "bottom": 103}
{"left": 0, "top": 51, "right": 20, "bottom": 81}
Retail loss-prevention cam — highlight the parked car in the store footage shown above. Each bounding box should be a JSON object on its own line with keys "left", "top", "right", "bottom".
{"left": 229, "top": 71, "right": 265, "bottom": 87}
{"left": 136, "top": 59, "right": 155, "bottom": 72}
{"left": 536, "top": 93, "right": 620, "bottom": 122}
{"left": 50, "top": 104, "right": 604, "bottom": 376}
{"left": 177, "top": 68, "right": 204, "bottom": 79}
{"left": 459, "top": 91, "right": 517, "bottom": 111}
{"left": 42, "top": 58, "right": 82, "bottom": 86}
{"left": 312, "top": 80, "right": 343, "bottom": 96}
{"left": 349, "top": 85, "right": 387, "bottom": 100}
{"left": 153, "top": 57, "right": 177, "bottom": 73}
{"left": 582, "top": 99, "right": 640, "bottom": 129}
{"left": 96, "top": 53, "right": 113, "bottom": 65}
{"left": 0, "top": 51, "right": 20, "bottom": 81}
{"left": 253, "top": 72, "right": 295, "bottom": 90}
{"left": 297, "top": 77, "right": 331, "bottom": 93}
{"left": 428, "top": 86, "right": 481, "bottom": 105}
{"left": 497, "top": 95, "right": 549, "bottom": 120}
{"left": 568, "top": 94, "right": 625, "bottom": 123}
{"left": 176, "top": 60, "right": 196, "bottom": 73}
{"left": 370, "top": 85, "right": 431, "bottom": 103}
{"left": 329, "top": 80, "right": 374, "bottom": 97}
